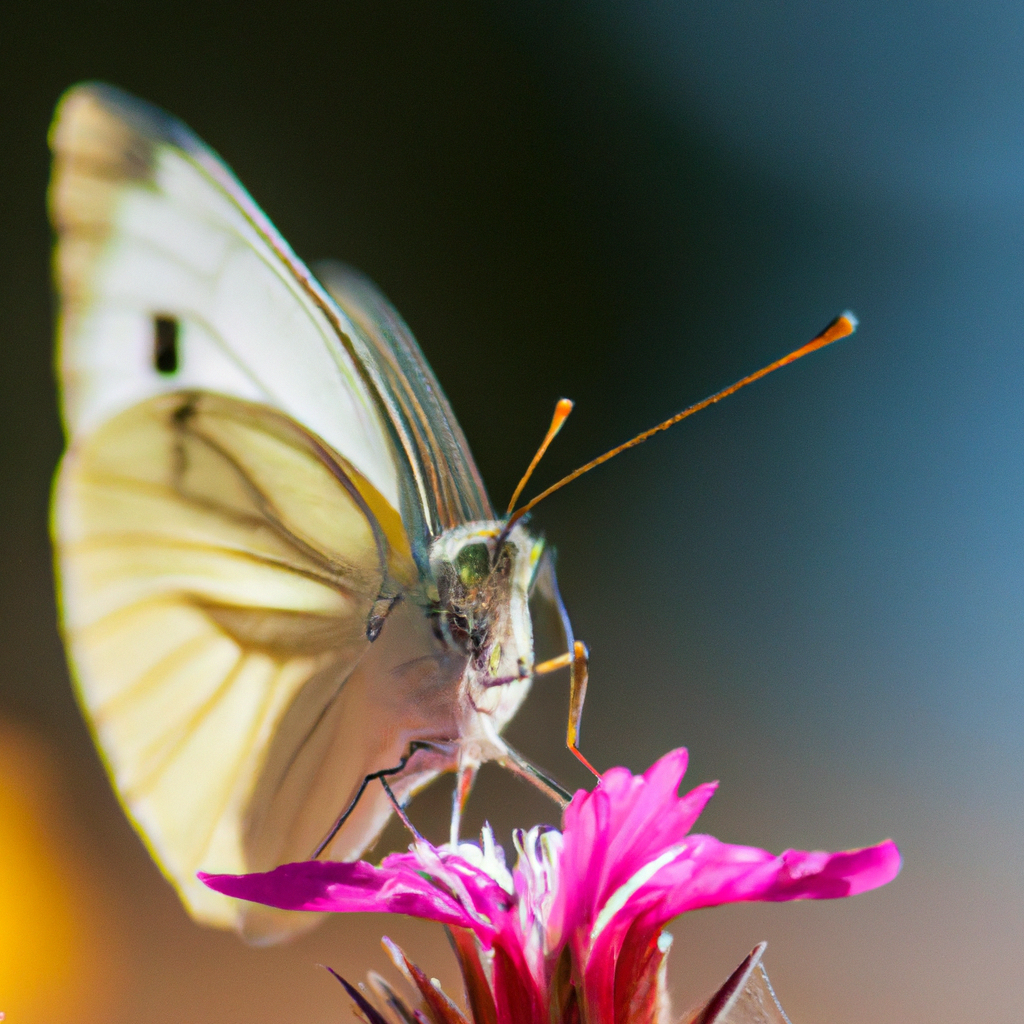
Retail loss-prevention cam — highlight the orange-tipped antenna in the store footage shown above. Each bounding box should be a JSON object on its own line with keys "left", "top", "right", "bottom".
{"left": 506, "top": 398, "right": 575, "bottom": 514}
{"left": 506, "top": 312, "right": 857, "bottom": 528}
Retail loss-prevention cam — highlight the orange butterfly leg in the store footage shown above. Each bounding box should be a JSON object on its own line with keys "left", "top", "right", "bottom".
{"left": 566, "top": 641, "right": 600, "bottom": 779}
{"left": 534, "top": 641, "right": 601, "bottom": 780}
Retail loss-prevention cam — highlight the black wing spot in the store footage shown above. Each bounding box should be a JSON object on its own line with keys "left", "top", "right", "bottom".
{"left": 153, "top": 315, "right": 179, "bottom": 374}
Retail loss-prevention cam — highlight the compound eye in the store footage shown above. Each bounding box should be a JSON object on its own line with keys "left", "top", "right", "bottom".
{"left": 454, "top": 542, "right": 490, "bottom": 587}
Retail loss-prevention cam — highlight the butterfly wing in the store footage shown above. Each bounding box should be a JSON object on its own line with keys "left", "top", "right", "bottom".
{"left": 55, "top": 389, "right": 421, "bottom": 928}
{"left": 314, "top": 261, "right": 492, "bottom": 545}
{"left": 48, "top": 83, "right": 479, "bottom": 931}
{"left": 49, "top": 83, "right": 401, "bottom": 511}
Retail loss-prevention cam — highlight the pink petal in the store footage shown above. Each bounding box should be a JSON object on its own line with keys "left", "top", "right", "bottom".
{"left": 582, "top": 835, "right": 902, "bottom": 1017}
{"left": 651, "top": 835, "right": 902, "bottom": 916}
{"left": 554, "top": 748, "right": 718, "bottom": 941}
{"left": 199, "top": 853, "right": 508, "bottom": 943}
{"left": 491, "top": 943, "right": 546, "bottom": 1024}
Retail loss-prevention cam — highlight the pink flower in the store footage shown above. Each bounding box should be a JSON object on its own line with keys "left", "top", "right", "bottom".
{"left": 202, "top": 749, "right": 900, "bottom": 1024}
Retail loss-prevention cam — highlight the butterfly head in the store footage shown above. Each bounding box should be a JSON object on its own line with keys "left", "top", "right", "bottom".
{"left": 429, "top": 522, "right": 538, "bottom": 704}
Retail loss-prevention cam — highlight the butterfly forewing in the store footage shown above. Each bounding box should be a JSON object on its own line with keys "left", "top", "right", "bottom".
{"left": 316, "top": 261, "right": 492, "bottom": 542}
{"left": 49, "top": 83, "right": 401, "bottom": 510}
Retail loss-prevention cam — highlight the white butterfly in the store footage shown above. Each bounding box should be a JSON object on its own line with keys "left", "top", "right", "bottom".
{"left": 48, "top": 83, "right": 590, "bottom": 941}
{"left": 48, "top": 82, "right": 855, "bottom": 943}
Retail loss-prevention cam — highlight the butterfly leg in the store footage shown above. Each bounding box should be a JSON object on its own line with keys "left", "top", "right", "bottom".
{"left": 312, "top": 740, "right": 434, "bottom": 858}
{"left": 566, "top": 641, "right": 601, "bottom": 778}
{"left": 534, "top": 642, "right": 600, "bottom": 779}
{"left": 500, "top": 744, "right": 572, "bottom": 807}
{"left": 533, "top": 651, "right": 572, "bottom": 674}
{"left": 449, "top": 762, "right": 479, "bottom": 846}
{"left": 379, "top": 775, "right": 424, "bottom": 841}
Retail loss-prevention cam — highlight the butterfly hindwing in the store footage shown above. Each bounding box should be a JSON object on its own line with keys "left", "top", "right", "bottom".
{"left": 55, "top": 390, "right": 418, "bottom": 926}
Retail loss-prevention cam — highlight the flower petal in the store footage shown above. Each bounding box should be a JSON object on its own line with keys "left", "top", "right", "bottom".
{"left": 649, "top": 835, "right": 902, "bottom": 916}
{"left": 491, "top": 942, "right": 546, "bottom": 1024}
{"left": 582, "top": 835, "right": 901, "bottom": 1021}
{"left": 199, "top": 852, "right": 506, "bottom": 942}
{"left": 554, "top": 748, "right": 717, "bottom": 942}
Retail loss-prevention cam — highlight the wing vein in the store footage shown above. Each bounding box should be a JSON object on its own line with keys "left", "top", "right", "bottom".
{"left": 122, "top": 648, "right": 248, "bottom": 801}
{"left": 67, "top": 534, "right": 367, "bottom": 597}
{"left": 93, "top": 628, "right": 219, "bottom": 722}
{"left": 186, "top": 658, "right": 286, "bottom": 874}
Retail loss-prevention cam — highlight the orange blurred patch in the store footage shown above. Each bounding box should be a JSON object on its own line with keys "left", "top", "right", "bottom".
{"left": 0, "top": 721, "right": 120, "bottom": 1022}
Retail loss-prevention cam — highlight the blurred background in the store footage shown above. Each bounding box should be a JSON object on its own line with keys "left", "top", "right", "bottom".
{"left": 2, "top": 1, "right": 1023, "bottom": 1020}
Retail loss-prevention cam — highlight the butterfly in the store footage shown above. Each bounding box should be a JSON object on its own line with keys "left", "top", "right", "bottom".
{"left": 48, "top": 83, "right": 856, "bottom": 942}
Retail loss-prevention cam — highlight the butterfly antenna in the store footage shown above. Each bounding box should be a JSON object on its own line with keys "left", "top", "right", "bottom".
{"left": 506, "top": 312, "right": 857, "bottom": 529}
{"left": 506, "top": 398, "right": 575, "bottom": 514}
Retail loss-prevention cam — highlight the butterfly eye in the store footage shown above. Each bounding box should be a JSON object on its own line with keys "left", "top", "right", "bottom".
{"left": 153, "top": 314, "right": 179, "bottom": 374}
{"left": 455, "top": 542, "right": 490, "bottom": 586}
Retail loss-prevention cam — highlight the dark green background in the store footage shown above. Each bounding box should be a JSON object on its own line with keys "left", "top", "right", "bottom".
{"left": 2, "top": 2, "right": 1021, "bottom": 1021}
